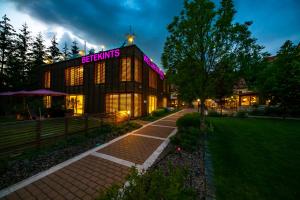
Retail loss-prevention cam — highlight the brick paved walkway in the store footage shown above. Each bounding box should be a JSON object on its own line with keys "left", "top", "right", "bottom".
{"left": 0, "top": 109, "right": 193, "bottom": 200}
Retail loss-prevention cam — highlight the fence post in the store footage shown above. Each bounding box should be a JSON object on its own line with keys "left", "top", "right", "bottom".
{"left": 84, "top": 114, "right": 88, "bottom": 136}
{"left": 64, "top": 116, "right": 68, "bottom": 137}
{"left": 36, "top": 119, "right": 41, "bottom": 149}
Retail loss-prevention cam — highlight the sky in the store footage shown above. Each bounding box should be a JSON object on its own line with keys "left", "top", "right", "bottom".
{"left": 0, "top": 0, "right": 299, "bottom": 68}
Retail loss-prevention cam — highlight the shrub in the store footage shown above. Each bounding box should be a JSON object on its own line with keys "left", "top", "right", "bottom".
{"left": 176, "top": 112, "right": 201, "bottom": 129}
{"left": 207, "top": 110, "right": 221, "bottom": 117}
{"left": 236, "top": 110, "right": 248, "bottom": 118}
{"left": 151, "top": 108, "right": 168, "bottom": 117}
{"left": 171, "top": 127, "right": 203, "bottom": 152}
{"left": 98, "top": 166, "right": 196, "bottom": 200}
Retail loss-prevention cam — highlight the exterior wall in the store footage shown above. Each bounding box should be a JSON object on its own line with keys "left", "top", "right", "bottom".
{"left": 41, "top": 45, "right": 169, "bottom": 117}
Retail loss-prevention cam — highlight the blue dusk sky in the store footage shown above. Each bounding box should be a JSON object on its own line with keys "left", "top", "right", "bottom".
{"left": 0, "top": 0, "right": 299, "bottom": 67}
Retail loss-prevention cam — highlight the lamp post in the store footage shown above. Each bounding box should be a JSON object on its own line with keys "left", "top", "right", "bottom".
{"left": 197, "top": 99, "right": 200, "bottom": 113}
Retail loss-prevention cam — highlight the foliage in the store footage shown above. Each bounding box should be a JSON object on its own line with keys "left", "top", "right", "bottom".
{"left": 71, "top": 40, "right": 79, "bottom": 57}
{"left": 171, "top": 113, "right": 203, "bottom": 152}
{"left": 176, "top": 112, "right": 201, "bottom": 129}
{"left": 162, "top": 0, "right": 265, "bottom": 121}
{"left": 257, "top": 40, "right": 300, "bottom": 117}
{"left": 98, "top": 166, "right": 196, "bottom": 200}
{"left": 151, "top": 108, "right": 168, "bottom": 117}
{"left": 47, "top": 35, "right": 61, "bottom": 63}
{"left": 207, "top": 117, "right": 300, "bottom": 199}
{"left": 207, "top": 110, "right": 222, "bottom": 117}
{"left": 62, "top": 42, "right": 70, "bottom": 60}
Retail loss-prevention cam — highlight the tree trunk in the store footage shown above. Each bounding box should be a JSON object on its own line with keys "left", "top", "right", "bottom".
{"left": 200, "top": 97, "right": 206, "bottom": 130}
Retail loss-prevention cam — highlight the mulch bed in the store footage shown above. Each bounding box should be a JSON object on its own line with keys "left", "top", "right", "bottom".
{"left": 152, "top": 143, "right": 206, "bottom": 200}
{"left": 0, "top": 124, "right": 140, "bottom": 190}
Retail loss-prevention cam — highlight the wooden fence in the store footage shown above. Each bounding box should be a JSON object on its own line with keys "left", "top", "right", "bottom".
{"left": 0, "top": 113, "right": 120, "bottom": 157}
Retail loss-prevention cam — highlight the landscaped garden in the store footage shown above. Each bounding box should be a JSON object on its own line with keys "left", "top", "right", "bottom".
{"left": 207, "top": 117, "right": 300, "bottom": 200}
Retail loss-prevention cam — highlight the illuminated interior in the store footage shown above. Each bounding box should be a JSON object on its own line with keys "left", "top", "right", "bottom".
{"left": 162, "top": 97, "right": 167, "bottom": 108}
{"left": 134, "top": 93, "right": 142, "bottom": 117}
{"left": 121, "top": 57, "right": 131, "bottom": 81}
{"left": 240, "top": 95, "right": 258, "bottom": 106}
{"left": 43, "top": 96, "right": 51, "bottom": 108}
{"left": 44, "top": 71, "right": 51, "bottom": 88}
{"left": 149, "top": 69, "right": 157, "bottom": 89}
{"left": 148, "top": 95, "right": 157, "bottom": 114}
{"left": 66, "top": 95, "right": 84, "bottom": 115}
{"left": 95, "top": 61, "right": 105, "bottom": 84}
{"left": 134, "top": 58, "right": 142, "bottom": 82}
{"left": 65, "top": 66, "right": 83, "bottom": 86}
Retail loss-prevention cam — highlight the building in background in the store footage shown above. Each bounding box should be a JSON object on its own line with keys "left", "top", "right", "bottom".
{"left": 41, "top": 45, "right": 170, "bottom": 117}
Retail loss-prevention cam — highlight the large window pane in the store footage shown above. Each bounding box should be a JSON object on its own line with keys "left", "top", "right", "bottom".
{"left": 121, "top": 57, "right": 131, "bottom": 81}
{"left": 95, "top": 61, "right": 105, "bottom": 84}
{"left": 65, "top": 66, "right": 83, "bottom": 86}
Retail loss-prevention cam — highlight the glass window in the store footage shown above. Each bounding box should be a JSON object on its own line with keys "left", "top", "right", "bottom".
{"left": 134, "top": 93, "right": 142, "bottom": 117}
{"left": 44, "top": 71, "right": 51, "bottom": 88}
{"left": 66, "top": 95, "right": 84, "bottom": 115}
{"left": 65, "top": 66, "right": 83, "bottom": 86}
{"left": 162, "top": 97, "right": 167, "bottom": 108}
{"left": 134, "top": 58, "right": 142, "bottom": 82}
{"left": 95, "top": 61, "right": 105, "bottom": 84}
{"left": 43, "top": 96, "right": 51, "bottom": 108}
{"left": 149, "top": 69, "right": 157, "bottom": 88}
{"left": 121, "top": 57, "right": 131, "bottom": 81}
{"left": 148, "top": 95, "right": 157, "bottom": 114}
{"left": 106, "top": 93, "right": 136, "bottom": 116}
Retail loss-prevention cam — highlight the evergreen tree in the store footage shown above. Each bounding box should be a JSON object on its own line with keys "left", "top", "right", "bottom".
{"left": 29, "top": 32, "right": 45, "bottom": 88}
{"left": 0, "top": 14, "right": 15, "bottom": 90}
{"left": 88, "top": 48, "right": 95, "bottom": 55}
{"left": 62, "top": 42, "right": 70, "bottom": 60}
{"left": 71, "top": 40, "right": 79, "bottom": 57}
{"left": 15, "top": 23, "right": 31, "bottom": 87}
{"left": 47, "top": 35, "right": 60, "bottom": 63}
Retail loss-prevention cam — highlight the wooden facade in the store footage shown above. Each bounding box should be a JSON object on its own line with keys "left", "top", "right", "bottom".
{"left": 41, "top": 45, "right": 170, "bottom": 117}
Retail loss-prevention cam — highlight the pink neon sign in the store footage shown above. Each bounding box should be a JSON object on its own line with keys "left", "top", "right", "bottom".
{"left": 82, "top": 49, "right": 120, "bottom": 64}
{"left": 143, "top": 55, "right": 164, "bottom": 80}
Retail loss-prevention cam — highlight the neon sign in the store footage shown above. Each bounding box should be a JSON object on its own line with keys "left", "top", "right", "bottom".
{"left": 82, "top": 49, "right": 120, "bottom": 64}
{"left": 143, "top": 55, "right": 164, "bottom": 80}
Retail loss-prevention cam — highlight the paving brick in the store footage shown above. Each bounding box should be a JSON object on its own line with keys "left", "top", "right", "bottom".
{"left": 98, "top": 135, "right": 163, "bottom": 164}
{"left": 134, "top": 125, "right": 175, "bottom": 138}
{"left": 152, "top": 120, "right": 177, "bottom": 127}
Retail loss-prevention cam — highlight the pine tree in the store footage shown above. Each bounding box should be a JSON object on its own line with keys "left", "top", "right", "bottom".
{"left": 88, "top": 48, "right": 95, "bottom": 55}
{"left": 0, "top": 14, "right": 15, "bottom": 90}
{"left": 62, "top": 42, "right": 70, "bottom": 60}
{"left": 15, "top": 23, "right": 31, "bottom": 87}
{"left": 29, "top": 32, "right": 45, "bottom": 88}
{"left": 47, "top": 35, "right": 60, "bottom": 63}
{"left": 71, "top": 40, "right": 79, "bottom": 57}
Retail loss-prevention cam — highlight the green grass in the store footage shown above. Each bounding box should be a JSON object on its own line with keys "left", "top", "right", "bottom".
{"left": 207, "top": 117, "right": 300, "bottom": 200}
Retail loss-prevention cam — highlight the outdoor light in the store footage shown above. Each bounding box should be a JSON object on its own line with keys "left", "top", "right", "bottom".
{"left": 197, "top": 98, "right": 200, "bottom": 102}
{"left": 100, "top": 45, "right": 105, "bottom": 51}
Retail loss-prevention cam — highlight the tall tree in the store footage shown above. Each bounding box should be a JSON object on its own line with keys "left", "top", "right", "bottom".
{"left": 0, "top": 14, "right": 15, "bottom": 90}
{"left": 162, "top": 0, "right": 264, "bottom": 124}
{"left": 29, "top": 32, "right": 45, "bottom": 88}
{"left": 62, "top": 42, "right": 70, "bottom": 60}
{"left": 258, "top": 40, "right": 300, "bottom": 117}
{"left": 15, "top": 23, "right": 31, "bottom": 87}
{"left": 71, "top": 40, "right": 79, "bottom": 57}
{"left": 47, "top": 35, "right": 60, "bottom": 63}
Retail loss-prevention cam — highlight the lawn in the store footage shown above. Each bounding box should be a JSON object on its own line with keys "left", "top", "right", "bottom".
{"left": 207, "top": 117, "right": 300, "bottom": 200}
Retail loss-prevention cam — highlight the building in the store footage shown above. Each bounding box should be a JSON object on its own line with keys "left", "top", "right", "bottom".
{"left": 41, "top": 45, "right": 170, "bottom": 117}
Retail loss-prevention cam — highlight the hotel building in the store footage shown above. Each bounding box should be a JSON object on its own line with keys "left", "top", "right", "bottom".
{"left": 41, "top": 45, "right": 170, "bottom": 117}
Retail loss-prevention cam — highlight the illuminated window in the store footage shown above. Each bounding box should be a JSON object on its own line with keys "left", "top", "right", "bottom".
{"left": 162, "top": 97, "right": 167, "bottom": 108}
{"left": 148, "top": 95, "right": 157, "bottom": 114}
{"left": 121, "top": 57, "right": 131, "bottom": 81}
{"left": 106, "top": 93, "right": 135, "bottom": 114}
{"left": 44, "top": 71, "right": 51, "bottom": 88}
{"left": 66, "top": 95, "right": 84, "bottom": 115}
{"left": 43, "top": 96, "right": 51, "bottom": 108}
{"left": 149, "top": 69, "right": 157, "bottom": 88}
{"left": 65, "top": 66, "right": 83, "bottom": 86}
{"left": 95, "top": 62, "right": 105, "bottom": 84}
{"left": 134, "top": 58, "right": 142, "bottom": 82}
{"left": 134, "top": 93, "right": 142, "bottom": 117}
{"left": 120, "top": 93, "right": 131, "bottom": 111}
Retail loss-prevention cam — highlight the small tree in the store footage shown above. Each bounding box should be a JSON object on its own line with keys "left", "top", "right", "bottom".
{"left": 71, "top": 40, "right": 79, "bottom": 57}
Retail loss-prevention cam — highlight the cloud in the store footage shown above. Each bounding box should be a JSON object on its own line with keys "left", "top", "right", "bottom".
{"left": 9, "top": 0, "right": 183, "bottom": 66}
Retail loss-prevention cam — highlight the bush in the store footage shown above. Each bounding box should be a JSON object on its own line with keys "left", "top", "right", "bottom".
{"left": 236, "top": 110, "right": 248, "bottom": 118}
{"left": 176, "top": 112, "right": 201, "bottom": 129}
{"left": 171, "top": 127, "right": 203, "bottom": 152}
{"left": 151, "top": 108, "right": 168, "bottom": 117}
{"left": 207, "top": 110, "right": 221, "bottom": 117}
{"left": 98, "top": 166, "right": 196, "bottom": 200}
